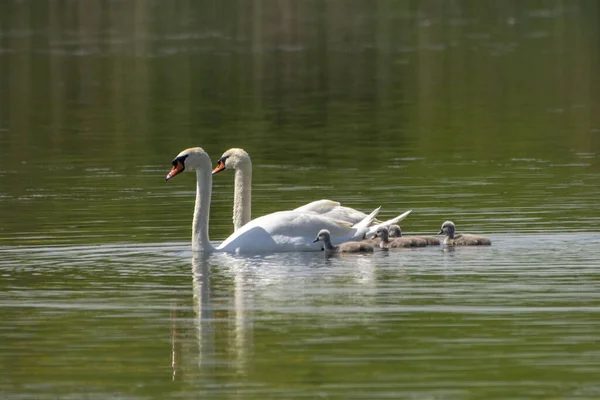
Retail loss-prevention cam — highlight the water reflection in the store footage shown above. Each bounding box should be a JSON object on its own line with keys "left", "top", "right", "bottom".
{"left": 190, "top": 252, "right": 258, "bottom": 378}
{"left": 191, "top": 253, "right": 215, "bottom": 374}
{"left": 185, "top": 250, "right": 388, "bottom": 380}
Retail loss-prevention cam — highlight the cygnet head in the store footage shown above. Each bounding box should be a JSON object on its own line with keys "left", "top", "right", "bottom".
{"left": 313, "top": 229, "right": 332, "bottom": 244}
{"left": 212, "top": 148, "right": 251, "bottom": 175}
{"left": 166, "top": 147, "right": 211, "bottom": 181}
{"left": 438, "top": 221, "right": 456, "bottom": 235}
{"left": 388, "top": 224, "right": 402, "bottom": 238}
{"left": 375, "top": 227, "right": 389, "bottom": 240}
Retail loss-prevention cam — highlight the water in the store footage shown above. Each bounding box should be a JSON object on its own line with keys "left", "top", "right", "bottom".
{"left": 2, "top": 1, "right": 600, "bottom": 399}
{"left": 3, "top": 238, "right": 600, "bottom": 399}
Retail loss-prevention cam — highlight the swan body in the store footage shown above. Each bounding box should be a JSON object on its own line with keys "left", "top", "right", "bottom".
{"left": 217, "top": 209, "right": 378, "bottom": 253}
{"left": 388, "top": 224, "right": 440, "bottom": 246}
{"left": 313, "top": 229, "right": 374, "bottom": 253}
{"left": 438, "top": 221, "right": 491, "bottom": 246}
{"left": 167, "top": 147, "right": 404, "bottom": 254}
{"left": 212, "top": 148, "right": 383, "bottom": 230}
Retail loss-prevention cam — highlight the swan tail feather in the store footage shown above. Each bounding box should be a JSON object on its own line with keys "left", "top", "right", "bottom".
{"left": 351, "top": 206, "right": 381, "bottom": 231}
{"left": 365, "top": 210, "right": 412, "bottom": 238}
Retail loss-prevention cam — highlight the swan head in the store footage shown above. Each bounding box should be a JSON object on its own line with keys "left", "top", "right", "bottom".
{"left": 212, "top": 148, "right": 251, "bottom": 175}
{"left": 166, "top": 147, "right": 211, "bottom": 181}
{"left": 388, "top": 224, "right": 402, "bottom": 238}
{"left": 438, "top": 221, "right": 456, "bottom": 235}
{"left": 313, "top": 229, "right": 331, "bottom": 244}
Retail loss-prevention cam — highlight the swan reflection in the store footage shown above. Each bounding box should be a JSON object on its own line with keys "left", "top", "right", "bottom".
{"left": 190, "top": 252, "right": 261, "bottom": 377}
{"left": 173, "top": 251, "right": 385, "bottom": 381}
{"left": 191, "top": 253, "right": 215, "bottom": 371}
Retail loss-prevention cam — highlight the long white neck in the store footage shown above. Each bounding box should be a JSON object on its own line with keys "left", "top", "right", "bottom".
{"left": 232, "top": 163, "right": 252, "bottom": 231}
{"left": 192, "top": 168, "right": 214, "bottom": 252}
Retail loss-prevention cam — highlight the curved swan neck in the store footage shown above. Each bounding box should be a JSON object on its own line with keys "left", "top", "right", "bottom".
{"left": 193, "top": 168, "right": 214, "bottom": 252}
{"left": 233, "top": 163, "right": 252, "bottom": 231}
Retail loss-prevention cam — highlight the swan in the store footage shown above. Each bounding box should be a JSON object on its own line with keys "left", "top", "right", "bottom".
{"left": 211, "top": 148, "right": 387, "bottom": 231}
{"left": 313, "top": 229, "right": 374, "bottom": 253}
{"left": 437, "top": 221, "right": 492, "bottom": 246}
{"left": 166, "top": 147, "right": 411, "bottom": 254}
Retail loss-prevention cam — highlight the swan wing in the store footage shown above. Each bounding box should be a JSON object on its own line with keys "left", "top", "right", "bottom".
{"left": 294, "top": 199, "right": 380, "bottom": 225}
{"left": 293, "top": 199, "right": 341, "bottom": 213}
{"left": 216, "top": 210, "right": 360, "bottom": 253}
{"left": 321, "top": 206, "right": 373, "bottom": 225}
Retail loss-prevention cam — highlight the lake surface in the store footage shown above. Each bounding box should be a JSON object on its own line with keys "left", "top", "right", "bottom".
{"left": 1, "top": 1, "right": 600, "bottom": 398}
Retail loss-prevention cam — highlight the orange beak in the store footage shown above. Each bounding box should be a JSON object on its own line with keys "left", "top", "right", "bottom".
{"left": 166, "top": 160, "right": 185, "bottom": 181}
{"left": 212, "top": 159, "right": 226, "bottom": 175}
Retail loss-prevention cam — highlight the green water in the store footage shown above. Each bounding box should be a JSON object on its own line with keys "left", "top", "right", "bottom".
{"left": 1, "top": 1, "right": 600, "bottom": 399}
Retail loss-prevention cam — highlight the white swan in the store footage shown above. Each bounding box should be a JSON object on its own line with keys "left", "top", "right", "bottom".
{"left": 166, "top": 147, "right": 410, "bottom": 254}
{"left": 211, "top": 148, "right": 387, "bottom": 231}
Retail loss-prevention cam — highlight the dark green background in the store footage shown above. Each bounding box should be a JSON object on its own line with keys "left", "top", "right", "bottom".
{"left": 1, "top": 2, "right": 600, "bottom": 399}
{"left": 1, "top": 0, "right": 599, "bottom": 245}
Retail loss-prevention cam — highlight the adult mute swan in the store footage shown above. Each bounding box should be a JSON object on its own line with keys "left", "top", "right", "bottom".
{"left": 211, "top": 148, "right": 388, "bottom": 231}
{"left": 166, "top": 147, "right": 409, "bottom": 254}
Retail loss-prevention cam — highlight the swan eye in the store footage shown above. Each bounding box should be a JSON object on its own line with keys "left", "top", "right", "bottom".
{"left": 172, "top": 154, "right": 189, "bottom": 167}
{"left": 212, "top": 156, "right": 229, "bottom": 175}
